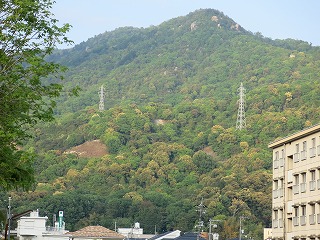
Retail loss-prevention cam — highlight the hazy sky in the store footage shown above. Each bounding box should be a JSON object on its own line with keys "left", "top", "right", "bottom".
{"left": 52, "top": 0, "right": 320, "bottom": 48}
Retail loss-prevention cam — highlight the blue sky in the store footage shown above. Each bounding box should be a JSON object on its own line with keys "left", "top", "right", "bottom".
{"left": 52, "top": 0, "right": 320, "bottom": 48}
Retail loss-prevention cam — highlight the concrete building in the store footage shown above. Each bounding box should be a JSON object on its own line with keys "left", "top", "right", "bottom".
{"left": 117, "top": 222, "right": 154, "bottom": 240}
{"left": 117, "top": 222, "right": 143, "bottom": 237}
{"left": 16, "top": 210, "right": 69, "bottom": 240}
{"left": 16, "top": 210, "right": 125, "bottom": 240}
{"left": 269, "top": 124, "right": 320, "bottom": 240}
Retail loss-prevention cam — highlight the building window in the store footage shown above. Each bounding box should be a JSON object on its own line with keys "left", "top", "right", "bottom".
{"left": 279, "top": 149, "right": 284, "bottom": 167}
{"left": 293, "top": 175, "right": 299, "bottom": 194}
{"left": 294, "top": 144, "right": 300, "bottom": 163}
{"left": 287, "top": 155, "right": 293, "bottom": 171}
{"left": 279, "top": 209, "right": 283, "bottom": 228}
{"left": 301, "top": 141, "right": 307, "bottom": 160}
{"left": 300, "top": 173, "right": 306, "bottom": 193}
{"left": 274, "top": 151, "right": 279, "bottom": 169}
{"left": 300, "top": 205, "right": 306, "bottom": 225}
{"left": 317, "top": 169, "right": 320, "bottom": 190}
{"left": 279, "top": 178, "right": 284, "bottom": 198}
{"left": 293, "top": 207, "right": 299, "bottom": 226}
{"left": 273, "top": 180, "right": 278, "bottom": 199}
{"left": 273, "top": 210, "right": 279, "bottom": 228}
{"left": 310, "top": 170, "right": 316, "bottom": 191}
{"left": 310, "top": 138, "right": 316, "bottom": 158}
{"left": 317, "top": 203, "right": 320, "bottom": 224}
{"left": 309, "top": 204, "right": 316, "bottom": 225}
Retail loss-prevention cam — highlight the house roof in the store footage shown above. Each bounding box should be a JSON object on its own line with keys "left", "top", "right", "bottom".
{"left": 68, "top": 226, "right": 124, "bottom": 239}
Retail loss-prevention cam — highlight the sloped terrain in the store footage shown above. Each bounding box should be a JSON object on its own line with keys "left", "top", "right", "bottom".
{"left": 65, "top": 140, "right": 108, "bottom": 158}
{"left": 6, "top": 8, "right": 320, "bottom": 238}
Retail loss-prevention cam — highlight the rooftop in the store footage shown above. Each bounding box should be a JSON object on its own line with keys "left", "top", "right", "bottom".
{"left": 67, "top": 226, "right": 124, "bottom": 239}
{"left": 268, "top": 123, "right": 320, "bottom": 149}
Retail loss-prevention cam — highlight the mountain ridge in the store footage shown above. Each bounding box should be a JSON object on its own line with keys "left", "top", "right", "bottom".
{"left": 6, "top": 8, "right": 320, "bottom": 238}
{"left": 47, "top": 8, "right": 319, "bottom": 116}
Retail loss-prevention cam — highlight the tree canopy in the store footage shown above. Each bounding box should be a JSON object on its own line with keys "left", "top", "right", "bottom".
{"left": 0, "top": 0, "right": 72, "bottom": 190}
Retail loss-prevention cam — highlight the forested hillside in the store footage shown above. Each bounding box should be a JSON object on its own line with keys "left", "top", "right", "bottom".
{"left": 2, "top": 8, "right": 320, "bottom": 240}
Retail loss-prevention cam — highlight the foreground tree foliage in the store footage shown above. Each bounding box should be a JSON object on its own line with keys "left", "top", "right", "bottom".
{"left": 0, "top": 0, "right": 72, "bottom": 190}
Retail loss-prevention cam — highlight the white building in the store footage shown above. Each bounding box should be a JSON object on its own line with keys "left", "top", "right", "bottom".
{"left": 269, "top": 124, "right": 320, "bottom": 240}
{"left": 16, "top": 210, "right": 70, "bottom": 240}
{"left": 117, "top": 222, "right": 143, "bottom": 238}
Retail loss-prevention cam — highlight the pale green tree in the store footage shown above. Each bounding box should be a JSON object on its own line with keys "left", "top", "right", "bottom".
{"left": 0, "top": 0, "right": 74, "bottom": 190}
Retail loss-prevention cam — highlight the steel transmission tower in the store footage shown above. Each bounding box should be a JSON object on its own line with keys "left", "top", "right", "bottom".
{"left": 236, "top": 82, "right": 246, "bottom": 130}
{"left": 98, "top": 85, "right": 105, "bottom": 111}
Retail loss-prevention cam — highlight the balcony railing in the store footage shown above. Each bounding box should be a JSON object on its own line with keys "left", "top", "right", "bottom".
{"left": 310, "top": 147, "right": 316, "bottom": 158}
{"left": 293, "top": 184, "right": 299, "bottom": 194}
{"left": 310, "top": 180, "right": 316, "bottom": 191}
{"left": 309, "top": 214, "right": 316, "bottom": 225}
{"left": 300, "top": 182, "right": 307, "bottom": 193}
{"left": 293, "top": 216, "right": 299, "bottom": 226}
{"left": 45, "top": 227, "right": 66, "bottom": 234}
{"left": 293, "top": 153, "right": 300, "bottom": 163}
{"left": 300, "top": 215, "right": 306, "bottom": 225}
{"left": 301, "top": 150, "right": 307, "bottom": 160}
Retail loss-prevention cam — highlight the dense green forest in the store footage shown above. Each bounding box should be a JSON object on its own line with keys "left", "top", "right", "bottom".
{"left": 1, "top": 8, "right": 320, "bottom": 240}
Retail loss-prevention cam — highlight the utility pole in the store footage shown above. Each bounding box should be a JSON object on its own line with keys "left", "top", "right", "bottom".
{"left": 53, "top": 214, "right": 56, "bottom": 229}
{"left": 196, "top": 199, "right": 206, "bottom": 240}
{"left": 209, "top": 219, "right": 222, "bottom": 240}
{"left": 239, "top": 216, "right": 247, "bottom": 240}
{"left": 236, "top": 82, "right": 246, "bottom": 130}
{"left": 7, "top": 197, "right": 11, "bottom": 240}
{"left": 98, "top": 85, "right": 105, "bottom": 112}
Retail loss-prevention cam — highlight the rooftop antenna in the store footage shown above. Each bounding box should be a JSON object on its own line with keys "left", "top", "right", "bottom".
{"left": 98, "top": 85, "right": 105, "bottom": 112}
{"left": 236, "top": 82, "right": 246, "bottom": 130}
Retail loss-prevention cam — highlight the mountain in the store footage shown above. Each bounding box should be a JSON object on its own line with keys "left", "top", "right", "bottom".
{"left": 47, "top": 9, "right": 319, "bottom": 115}
{"left": 3, "top": 8, "right": 320, "bottom": 239}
